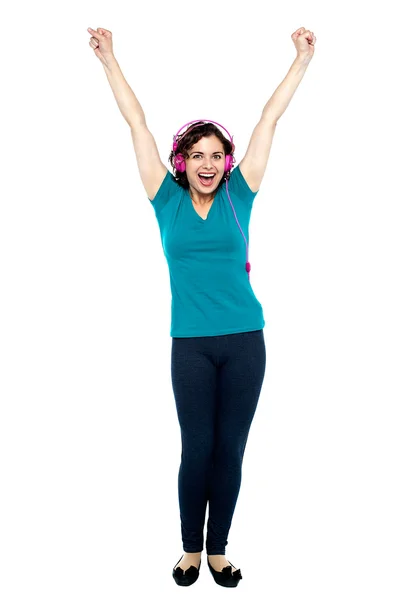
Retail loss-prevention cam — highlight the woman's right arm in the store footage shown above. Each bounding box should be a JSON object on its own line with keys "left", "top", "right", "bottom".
{"left": 88, "top": 28, "right": 167, "bottom": 200}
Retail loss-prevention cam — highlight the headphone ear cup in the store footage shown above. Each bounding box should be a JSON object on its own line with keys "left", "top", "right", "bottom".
{"left": 225, "top": 154, "right": 233, "bottom": 172}
{"left": 173, "top": 153, "right": 186, "bottom": 173}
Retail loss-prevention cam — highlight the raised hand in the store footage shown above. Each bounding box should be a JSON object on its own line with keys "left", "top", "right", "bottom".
{"left": 87, "top": 27, "right": 114, "bottom": 67}
{"left": 291, "top": 27, "right": 317, "bottom": 62}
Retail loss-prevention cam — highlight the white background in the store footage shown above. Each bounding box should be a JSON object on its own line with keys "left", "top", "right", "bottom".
{"left": 1, "top": 0, "right": 398, "bottom": 598}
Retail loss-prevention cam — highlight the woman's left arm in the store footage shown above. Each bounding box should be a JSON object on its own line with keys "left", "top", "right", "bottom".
{"left": 239, "top": 27, "right": 317, "bottom": 193}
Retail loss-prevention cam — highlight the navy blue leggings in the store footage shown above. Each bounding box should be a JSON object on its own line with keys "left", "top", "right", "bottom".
{"left": 171, "top": 329, "right": 266, "bottom": 555}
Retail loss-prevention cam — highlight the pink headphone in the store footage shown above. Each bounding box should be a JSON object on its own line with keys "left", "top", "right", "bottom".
{"left": 172, "top": 119, "right": 252, "bottom": 279}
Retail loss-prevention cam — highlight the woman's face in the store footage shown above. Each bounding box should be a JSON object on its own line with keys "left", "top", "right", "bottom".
{"left": 185, "top": 135, "right": 225, "bottom": 195}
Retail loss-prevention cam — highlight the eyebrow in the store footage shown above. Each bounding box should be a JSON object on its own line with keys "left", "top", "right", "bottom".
{"left": 189, "top": 151, "right": 224, "bottom": 156}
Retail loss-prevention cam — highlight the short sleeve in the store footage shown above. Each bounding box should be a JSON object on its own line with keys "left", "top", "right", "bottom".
{"left": 226, "top": 164, "right": 258, "bottom": 206}
{"left": 148, "top": 170, "right": 182, "bottom": 216}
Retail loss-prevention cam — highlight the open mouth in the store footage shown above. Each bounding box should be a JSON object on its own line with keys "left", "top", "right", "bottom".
{"left": 198, "top": 173, "right": 216, "bottom": 186}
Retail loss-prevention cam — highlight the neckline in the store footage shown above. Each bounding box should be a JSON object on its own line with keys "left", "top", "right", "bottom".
{"left": 187, "top": 190, "right": 217, "bottom": 222}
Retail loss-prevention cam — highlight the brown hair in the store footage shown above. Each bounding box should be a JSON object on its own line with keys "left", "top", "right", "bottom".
{"left": 168, "top": 121, "right": 235, "bottom": 190}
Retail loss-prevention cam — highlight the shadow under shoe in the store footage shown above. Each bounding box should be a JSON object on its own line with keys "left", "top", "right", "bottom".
{"left": 172, "top": 554, "right": 201, "bottom": 586}
{"left": 207, "top": 558, "right": 243, "bottom": 587}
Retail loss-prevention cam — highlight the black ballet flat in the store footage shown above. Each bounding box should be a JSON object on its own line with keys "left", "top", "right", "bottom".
{"left": 172, "top": 554, "right": 201, "bottom": 586}
{"left": 207, "top": 558, "right": 243, "bottom": 587}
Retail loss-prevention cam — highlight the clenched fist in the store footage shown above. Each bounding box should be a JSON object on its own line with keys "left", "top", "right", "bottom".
{"left": 291, "top": 27, "right": 317, "bottom": 62}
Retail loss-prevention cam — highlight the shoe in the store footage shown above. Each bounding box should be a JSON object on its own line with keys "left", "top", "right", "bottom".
{"left": 172, "top": 554, "right": 201, "bottom": 586}
{"left": 207, "top": 557, "right": 243, "bottom": 587}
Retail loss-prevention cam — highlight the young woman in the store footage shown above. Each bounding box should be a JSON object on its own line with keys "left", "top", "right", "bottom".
{"left": 87, "top": 25, "right": 316, "bottom": 587}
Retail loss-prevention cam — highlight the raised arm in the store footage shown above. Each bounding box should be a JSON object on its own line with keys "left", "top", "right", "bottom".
{"left": 239, "top": 27, "right": 316, "bottom": 193}
{"left": 87, "top": 27, "right": 167, "bottom": 200}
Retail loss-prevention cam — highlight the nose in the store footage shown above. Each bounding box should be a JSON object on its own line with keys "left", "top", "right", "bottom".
{"left": 202, "top": 157, "right": 215, "bottom": 169}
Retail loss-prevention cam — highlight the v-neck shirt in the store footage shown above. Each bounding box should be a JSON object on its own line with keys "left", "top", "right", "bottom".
{"left": 148, "top": 164, "right": 265, "bottom": 338}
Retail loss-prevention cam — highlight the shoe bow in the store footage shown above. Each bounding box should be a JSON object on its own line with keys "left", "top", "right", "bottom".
{"left": 221, "top": 565, "right": 242, "bottom": 580}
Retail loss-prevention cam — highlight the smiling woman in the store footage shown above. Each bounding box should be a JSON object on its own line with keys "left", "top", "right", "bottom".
{"left": 88, "top": 22, "right": 316, "bottom": 588}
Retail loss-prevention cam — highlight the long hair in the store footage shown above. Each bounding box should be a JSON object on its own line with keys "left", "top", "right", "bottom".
{"left": 168, "top": 122, "right": 235, "bottom": 190}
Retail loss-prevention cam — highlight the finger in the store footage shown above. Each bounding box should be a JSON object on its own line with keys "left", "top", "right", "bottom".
{"left": 294, "top": 27, "right": 308, "bottom": 40}
{"left": 87, "top": 27, "right": 104, "bottom": 39}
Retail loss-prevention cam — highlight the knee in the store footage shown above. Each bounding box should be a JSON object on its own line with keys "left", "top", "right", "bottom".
{"left": 181, "top": 439, "right": 214, "bottom": 466}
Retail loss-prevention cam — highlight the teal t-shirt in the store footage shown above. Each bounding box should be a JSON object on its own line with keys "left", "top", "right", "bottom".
{"left": 148, "top": 164, "right": 265, "bottom": 338}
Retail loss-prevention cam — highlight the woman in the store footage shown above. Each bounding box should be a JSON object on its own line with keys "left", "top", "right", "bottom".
{"left": 87, "top": 25, "right": 316, "bottom": 587}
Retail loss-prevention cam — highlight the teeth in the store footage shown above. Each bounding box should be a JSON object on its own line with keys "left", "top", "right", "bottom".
{"left": 199, "top": 174, "right": 215, "bottom": 178}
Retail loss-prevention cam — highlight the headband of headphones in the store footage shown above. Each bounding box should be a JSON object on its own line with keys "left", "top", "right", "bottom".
{"left": 173, "top": 119, "right": 234, "bottom": 151}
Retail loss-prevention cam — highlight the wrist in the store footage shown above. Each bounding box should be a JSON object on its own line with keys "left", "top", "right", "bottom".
{"left": 295, "top": 53, "right": 312, "bottom": 67}
{"left": 102, "top": 53, "right": 118, "bottom": 71}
